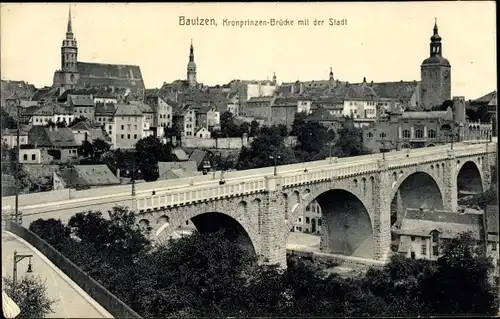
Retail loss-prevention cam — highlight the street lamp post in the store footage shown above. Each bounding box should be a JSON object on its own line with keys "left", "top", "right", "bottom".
{"left": 329, "top": 142, "right": 334, "bottom": 164}
{"left": 269, "top": 154, "right": 281, "bottom": 176}
{"left": 13, "top": 250, "right": 33, "bottom": 287}
{"left": 127, "top": 154, "right": 140, "bottom": 196}
{"left": 14, "top": 96, "right": 21, "bottom": 224}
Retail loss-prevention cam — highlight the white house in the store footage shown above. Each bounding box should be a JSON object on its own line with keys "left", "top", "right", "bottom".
{"left": 195, "top": 127, "right": 211, "bottom": 139}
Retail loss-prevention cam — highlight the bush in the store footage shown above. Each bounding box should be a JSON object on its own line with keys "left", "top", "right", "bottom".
{"left": 3, "top": 274, "right": 58, "bottom": 318}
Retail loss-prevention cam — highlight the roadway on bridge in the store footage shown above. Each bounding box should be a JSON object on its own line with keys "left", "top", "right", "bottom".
{"left": 1, "top": 231, "right": 113, "bottom": 318}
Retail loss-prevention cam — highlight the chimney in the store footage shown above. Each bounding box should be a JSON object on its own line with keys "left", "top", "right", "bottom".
{"left": 363, "top": 77, "right": 366, "bottom": 83}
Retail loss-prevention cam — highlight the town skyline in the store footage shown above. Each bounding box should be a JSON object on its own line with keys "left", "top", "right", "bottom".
{"left": 0, "top": 2, "right": 496, "bottom": 99}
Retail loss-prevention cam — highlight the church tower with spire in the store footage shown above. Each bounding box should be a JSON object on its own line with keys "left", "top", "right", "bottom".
{"left": 420, "top": 19, "right": 451, "bottom": 110}
{"left": 53, "top": 5, "right": 80, "bottom": 92}
{"left": 187, "top": 40, "right": 197, "bottom": 88}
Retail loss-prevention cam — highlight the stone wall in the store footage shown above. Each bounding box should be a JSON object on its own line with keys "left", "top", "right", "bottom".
{"left": 181, "top": 136, "right": 297, "bottom": 149}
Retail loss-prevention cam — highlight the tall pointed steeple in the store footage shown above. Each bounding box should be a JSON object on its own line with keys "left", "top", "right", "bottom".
{"left": 187, "top": 39, "right": 197, "bottom": 88}
{"left": 429, "top": 18, "right": 442, "bottom": 56}
{"left": 67, "top": 5, "right": 73, "bottom": 33}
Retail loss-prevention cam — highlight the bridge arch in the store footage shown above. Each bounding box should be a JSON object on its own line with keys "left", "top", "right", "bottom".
{"left": 389, "top": 169, "right": 444, "bottom": 226}
{"left": 457, "top": 160, "right": 484, "bottom": 196}
{"left": 289, "top": 186, "right": 374, "bottom": 259}
{"left": 144, "top": 198, "right": 261, "bottom": 260}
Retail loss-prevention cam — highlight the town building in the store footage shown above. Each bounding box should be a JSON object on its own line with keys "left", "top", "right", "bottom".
{"left": 420, "top": 20, "right": 451, "bottom": 110}
{"left": 305, "top": 106, "right": 344, "bottom": 132}
{"left": 113, "top": 103, "right": 144, "bottom": 149}
{"left": 21, "top": 102, "right": 75, "bottom": 126}
{"left": 157, "top": 161, "right": 200, "bottom": 181}
{"left": 53, "top": 164, "right": 121, "bottom": 190}
{"left": 52, "top": 7, "right": 146, "bottom": 96}
{"left": 188, "top": 149, "right": 212, "bottom": 173}
{"left": 94, "top": 103, "right": 117, "bottom": 145}
{"left": 68, "top": 94, "right": 95, "bottom": 121}
{"left": 292, "top": 199, "right": 323, "bottom": 235}
{"left": 22, "top": 126, "right": 79, "bottom": 164}
{"left": 69, "top": 121, "right": 109, "bottom": 146}
{"left": 2, "top": 126, "right": 30, "bottom": 149}
{"left": 244, "top": 96, "right": 276, "bottom": 121}
{"left": 270, "top": 97, "right": 312, "bottom": 128}
{"left": 392, "top": 205, "right": 498, "bottom": 279}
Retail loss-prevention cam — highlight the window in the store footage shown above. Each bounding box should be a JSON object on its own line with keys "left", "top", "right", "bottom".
{"left": 121, "top": 125, "right": 124, "bottom": 130}
{"left": 306, "top": 205, "right": 310, "bottom": 211}
{"left": 411, "top": 252, "right": 416, "bottom": 259}
{"left": 134, "top": 134, "right": 137, "bottom": 139}
{"left": 492, "top": 244, "right": 497, "bottom": 252}
{"left": 421, "top": 244, "right": 427, "bottom": 256}
{"left": 306, "top": 217, "right": 310, "bottom": 224}
{"left": 428, "top": 129, "right": 436, "bottom": 138}
{"left": 298, "top": 217, "right": 302, "bottom": 223}
{"left": 318, "top": 219, "right": 322, "bottom": 226}
{"left": 121, "top": 134, "right": 124, "bottom": 139}
{"left": 134, "top": 125, "right": 138, "bottom": 130}
{"left": 403, "top": 129, "right": 411, "bottom": 138}
{"left": 127, "top": 134, "right": 131, "bottom": 139}
{"left": 23, "top": 154, "right": 28, "bottom": 161}
{"left": 411, "top": 236, "right": 415, "bottom": 241}
{"left": 415, "top": 129, "right": 424, "bottom": 138}
{"left": 433, "top": 246, "right": 439, "bottom": 256}
{"left": 379, "top": 132, "right": 386, "bottom": 138}
{"left": 367, "top": 132, "right": 373, "bottom": 138}
{"left": 432, "top": 231, "right": 439, "bottom": 243}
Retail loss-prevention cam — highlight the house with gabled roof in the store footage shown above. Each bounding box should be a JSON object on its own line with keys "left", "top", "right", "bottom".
{"left": 21, "top": 126, "right": 79, "bottom": 164}
{"left": 53, "top": 164, "right": 121, "bottom": 190}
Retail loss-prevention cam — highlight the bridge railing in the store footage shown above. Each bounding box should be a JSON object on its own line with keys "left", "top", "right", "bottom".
{"left": 3, "top": 140, "right": 496, "bottom": 212}
{"left": 5, "top": 221, "right": 142, "bottom": 318}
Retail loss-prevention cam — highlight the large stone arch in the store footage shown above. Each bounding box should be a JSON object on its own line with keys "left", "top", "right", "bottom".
{"left": 456, "top": 159, "right": 484, "bottom": 196}
{"left": 389, "top": 168, "right": 445, "bottom": 219}
{"left": 140, "top": 197, "right": 261, "bottom": 257}
{"left": 288, "top": 185, "right": 374, "bottom": 259}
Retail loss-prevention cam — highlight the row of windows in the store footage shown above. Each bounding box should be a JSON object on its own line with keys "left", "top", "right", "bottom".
{"left": 121, "top": 124, "right": 140, "bottom": 131}
{"left": 367, "top": 129, "right": 437, "bottom": 139}
{"left": 119, "top": 134, "right": 139, "bottom": 140}
{"left": 159, "top": 114, "right": 171, "bottom": 119}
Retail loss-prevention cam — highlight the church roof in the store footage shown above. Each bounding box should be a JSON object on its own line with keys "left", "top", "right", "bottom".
{"left": 361, "top": 81, "right": 419, "bottom": 102}
{"left": 421, "top": 55, "right": 450, "bottom": 66}
{"left": 76, "top": 62, "right": 145, "bottom": 94}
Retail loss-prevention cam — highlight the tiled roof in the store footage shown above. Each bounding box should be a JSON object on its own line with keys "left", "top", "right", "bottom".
{"left": 129, "top": 100, "right": 154, "bottom": 113}
{"left": 94, "top": 103, "right": 117, "bottom": 115}
{"left": 157, "top": 161, "right": 197, "bottom": 180}
{"left": 167, "top": 168, "right": 201, "bottom": 179}
{"left": 31, "top": 87, "right": 60, "bottom": 102}
{"left": 472, "top": 91, "right": 497, "bottom": 104}
{"left": 114, "top": 103, "right": 143, "bottom": 116}
{"left": 21, "top": 102, "right": 73, "bottom": 116}
{"left": 306, "top": 106, "right": 338, "bottom": 122}
{"left": 343, "top": 84, "right": 378, "bottom": 100}
{"left": 401, "top": 110, "right": 451, "bottom": 120}
{"left": 2, "top": 125, "right": 31, "bottom": 136}
{"left": 189, "top": 149, "right": 208, "bottom": 168}
{"left": 69, "top": 121, "right": 100, "bottom": 131}
{"left": 28, "top": 126, "right": 78, "bottom": 148}
{"left": 248, "top": 96, "right": 274, "bottom": 103}
{"left": 273, "top": 97, "right": 299, "bottom": 106}
{"left": 172, "top": 148, "right": 189, "bottom": 161}
{"left": 76, "top": 62, "right": 146, "bottom": 95}
{"left": 399, "top": 208, "right": 483, "bottom": 239}
{"left": 70, "top": 95, "right": 94, "bottom": 106}
{"left": 58, "top": 164, "right": 120, "bottom": 187}
{"left": 364, "top": 81, "right": 419, "bottom": 101}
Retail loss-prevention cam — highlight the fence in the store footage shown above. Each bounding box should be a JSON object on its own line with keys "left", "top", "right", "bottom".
{"left": 5, "top": 221, "right": 142, "bottom": 319}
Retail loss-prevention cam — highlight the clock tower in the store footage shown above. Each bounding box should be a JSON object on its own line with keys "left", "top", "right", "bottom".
{"left": 420, "top": 19, "right": 451, "bottom": 110}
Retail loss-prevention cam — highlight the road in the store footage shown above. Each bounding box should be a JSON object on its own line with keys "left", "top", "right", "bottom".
{"left": 1, "top": 231, "right": 112, "bottom": 318}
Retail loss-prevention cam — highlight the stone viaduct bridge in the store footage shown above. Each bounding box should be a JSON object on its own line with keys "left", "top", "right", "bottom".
{"left": 2, "top": 140, "right": 497, "bottom": 267}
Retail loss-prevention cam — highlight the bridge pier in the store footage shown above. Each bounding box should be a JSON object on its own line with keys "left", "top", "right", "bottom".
{"left": 444, "top": 150, "right": 458, "bottom": 212}
{"left": 259, "top": 177, "right": 287, "bottom": 268}
{"left": 372, "top": 160, "right": 392, "bottom": 262}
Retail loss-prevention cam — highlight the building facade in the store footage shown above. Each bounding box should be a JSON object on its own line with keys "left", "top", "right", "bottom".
{"left": 420, "top": 20, "right": 451, "bottom": 110}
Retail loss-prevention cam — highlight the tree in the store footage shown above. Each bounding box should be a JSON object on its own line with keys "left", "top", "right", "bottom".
{"left": 419, "top": 231, "right": 498, "bottom": 316}
{"left": 29, "top": 218, "right": 71, "bottom": 250}
{"left": 3, "top": 275, "right": 58, "bottom": 318}
{"left": 134, "top": 136, "right": 176, "bottom": 181}
{"left": 220, "top": 111, "right": 240, "bottom": 137}
{"left": 1, "top": 108, "right": 17, "bottom": 129}
{"left": 236, "top": 125, "right": 297, "bottom": 170}
{"left": 295, "top": 121, "right": 335, "bottom": 162}
{"left": 431, "top": 100, "right": 453, "bottom": 111}
{"left": 332, "top": 123, "right": 371, "bottom": 157}
{"left": 290, "top": 112, "right": 308, "bottom": 136}
{"left": 249, "top": 120, "right": 261, "bottom": 137}
{"left": 78, "top": 138, "right": 111, "bottom": 164}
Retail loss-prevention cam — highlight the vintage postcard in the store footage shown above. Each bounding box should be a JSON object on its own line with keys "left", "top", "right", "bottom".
{"left": 1, "top": 2, "right": 498, "bottom": 318}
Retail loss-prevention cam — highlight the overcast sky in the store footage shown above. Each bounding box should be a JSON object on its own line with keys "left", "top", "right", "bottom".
{"left": 1, "top": 2, "right": 496, "bottom": 99}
